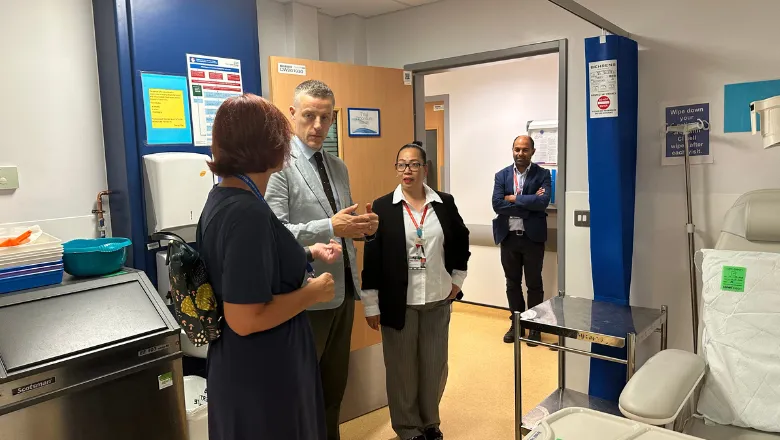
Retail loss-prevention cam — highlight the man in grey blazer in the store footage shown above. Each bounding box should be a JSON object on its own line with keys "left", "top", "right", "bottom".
{"left": 266, "top": 80, "right": 378, "bottom": 440}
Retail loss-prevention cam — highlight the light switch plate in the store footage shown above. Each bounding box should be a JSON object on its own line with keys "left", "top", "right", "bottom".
{"left": 0, "top": 166, "right": 20, "bottom": 190}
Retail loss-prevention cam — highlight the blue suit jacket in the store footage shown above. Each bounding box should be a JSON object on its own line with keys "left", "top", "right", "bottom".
{"left": 492, "top": 163, "right": 552, "bottom": 244}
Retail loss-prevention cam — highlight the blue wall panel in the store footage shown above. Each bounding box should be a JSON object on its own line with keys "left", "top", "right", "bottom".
{"left": 94, "top": 0, "right": 261, "bottom": 283}
{"left": 584, "top": 35, "right": 639, "bottom": 402}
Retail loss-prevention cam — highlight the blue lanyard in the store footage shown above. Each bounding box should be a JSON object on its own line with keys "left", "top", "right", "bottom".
{"left": 235, "top": 174, "right": 315, "bottom": 276}
{"left": 235, "top": 174, "right": 265, "bottom": 202}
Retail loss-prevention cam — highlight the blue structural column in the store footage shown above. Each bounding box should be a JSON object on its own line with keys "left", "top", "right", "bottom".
{"left": 584, "top": 35, "right": 639, "bottom": 401}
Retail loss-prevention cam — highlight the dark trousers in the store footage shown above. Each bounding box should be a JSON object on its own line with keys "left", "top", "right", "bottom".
{"left": 500, "top": 231, "right": 545, "bottom": 321}
{"left": 306, "top": 274, "right": 356, "bottom": 440}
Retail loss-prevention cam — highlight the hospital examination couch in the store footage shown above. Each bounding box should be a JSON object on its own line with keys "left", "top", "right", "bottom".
{"left": 618, "top": 189, "right": 780, "bottom": 440}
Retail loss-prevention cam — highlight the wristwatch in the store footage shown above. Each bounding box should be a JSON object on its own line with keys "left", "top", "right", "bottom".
{"left": 305, "top": 247, "right": 315, "bottom": 263}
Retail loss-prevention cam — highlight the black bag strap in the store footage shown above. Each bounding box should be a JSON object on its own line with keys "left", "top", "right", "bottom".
{"left": 151, "top": 232, "right": 188, "bottom": 244}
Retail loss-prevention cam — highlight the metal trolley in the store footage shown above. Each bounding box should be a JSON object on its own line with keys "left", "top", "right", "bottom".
{"left": 513, "top": 295, "right": 668, "bottom": 439}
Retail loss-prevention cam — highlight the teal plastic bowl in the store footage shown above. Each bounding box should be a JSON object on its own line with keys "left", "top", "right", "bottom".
{"left": 62, "top": 238, "right": 132, "bottom": 277}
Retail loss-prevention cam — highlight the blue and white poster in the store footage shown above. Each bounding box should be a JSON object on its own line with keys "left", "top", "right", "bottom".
{"left": 347, "top": 108, "right": 381, "bottom": 137}
{"left": 140, "top": 73, "right": 192, "bottom": 145}
{"left": 662, "top": 102, "right": 712, "bottom": 166}
{"left": 186, "top": 54, "right": 243, "bottom": 147}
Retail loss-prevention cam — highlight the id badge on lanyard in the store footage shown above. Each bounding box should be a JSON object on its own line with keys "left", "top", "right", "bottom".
{"left": 404, "top": 202, "right": 428, "bottom": 271}
{"left": 409, "top": 240, "right": 427, "bottom": 270}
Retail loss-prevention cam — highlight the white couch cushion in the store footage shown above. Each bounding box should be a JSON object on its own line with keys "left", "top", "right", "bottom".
{"left": 698, "top": 249, "right": 780, "bottom": 433}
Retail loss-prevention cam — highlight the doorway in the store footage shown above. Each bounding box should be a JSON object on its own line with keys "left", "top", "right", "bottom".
{"left": 424, "top": 95, "right": 448, "bottom": 191}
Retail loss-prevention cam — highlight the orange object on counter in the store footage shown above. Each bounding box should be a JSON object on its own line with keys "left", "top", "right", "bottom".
{"left": 0, "top": 230, "right": 32, "bottom": 247}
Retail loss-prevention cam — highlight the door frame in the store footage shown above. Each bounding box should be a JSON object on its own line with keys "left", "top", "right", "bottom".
{"left": 404, "top": 39, "right": 569, "bottom": 298}
{"left": 424, "top": 95, "right": 450, "bottom": 191}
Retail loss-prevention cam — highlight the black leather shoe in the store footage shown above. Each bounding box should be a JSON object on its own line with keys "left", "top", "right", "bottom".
{"left": 424, "top": 427, "right": 444, "bottom": 440}
{"left": 527, "top": 330, "right": 541, "bottom": 347}
{"left": 503, "top": 326, "right": 515, "bottom": 343}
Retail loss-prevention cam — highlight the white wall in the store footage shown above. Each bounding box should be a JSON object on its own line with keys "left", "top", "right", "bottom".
{"left": 257, "top": 0, "right": 290, "bottom": 96}
{"left": 0, "top": 0, "right": 107, "bottom": 242}
{"left": 366, "top": 0, "right": 780, "bottom": 392}
{"left": 425, "top": 55, "right": 559, "bottom": 308}
{"left": 318, "top": 13, "right": 339, "bottom": 62}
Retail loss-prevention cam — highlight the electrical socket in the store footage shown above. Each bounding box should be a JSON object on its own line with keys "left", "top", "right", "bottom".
{"left": 574, "top": 210, "right": 590, "bottom": 227}
{"left": 0, "top": 166, "right": 19, "bottom": 190}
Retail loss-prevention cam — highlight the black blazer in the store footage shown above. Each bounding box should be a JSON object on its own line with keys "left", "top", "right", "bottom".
{"left": 361, "top": 189, "right": 471, "bottom": 330}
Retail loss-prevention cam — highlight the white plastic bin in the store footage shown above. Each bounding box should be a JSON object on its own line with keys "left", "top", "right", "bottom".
{"left": 184, "top": 375, "right": 208, "bottom": 440}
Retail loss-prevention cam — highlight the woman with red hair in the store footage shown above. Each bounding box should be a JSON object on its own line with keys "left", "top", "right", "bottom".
{"left": 199, "top": 94, "right": 337, "bottom": 440}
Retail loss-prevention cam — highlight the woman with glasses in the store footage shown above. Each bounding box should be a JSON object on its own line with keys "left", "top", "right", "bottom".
{"left": 361, "top": 141, "right": 470, "bottom": 440}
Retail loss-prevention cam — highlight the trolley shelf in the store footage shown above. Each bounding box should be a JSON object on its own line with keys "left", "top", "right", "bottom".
{"left": 521, "top": 388, "right": 622, "bottom": 433}
{"left": 520, "top": 296, "right": 667, "bottom": 348}
{"left": 514, "top": 295, "right": 668, "bottom": 439}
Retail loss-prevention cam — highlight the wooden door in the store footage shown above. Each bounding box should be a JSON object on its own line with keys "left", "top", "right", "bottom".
{"left": 268, "top": 57, "right": 414, "bottom": 351}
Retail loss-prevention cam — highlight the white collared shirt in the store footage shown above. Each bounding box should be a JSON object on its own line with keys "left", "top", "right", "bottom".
{"left": 294, "top": 136, "right": 340, "bottom": 236}
{"left": 508, "top": 165, "right": 530, "bottom": 232}
{"left": 361, "top": 184, "right": 467, "bottom": 317}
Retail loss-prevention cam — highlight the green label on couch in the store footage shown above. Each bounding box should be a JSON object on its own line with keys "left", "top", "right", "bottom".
{"left": 721, "top": 266, "right": 747, "bottom": 292}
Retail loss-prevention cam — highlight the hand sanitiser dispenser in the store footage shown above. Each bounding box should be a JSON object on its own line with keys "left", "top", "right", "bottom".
{"left": 143, "top": 152, "right": 214, "bottom": 233}
{"left": 750, "top": 95, "right": 780, "bottom": 149}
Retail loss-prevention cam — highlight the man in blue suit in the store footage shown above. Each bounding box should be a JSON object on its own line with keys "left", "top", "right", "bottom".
{"left": 492, "top": 135, "right": 552, "bottom": 345}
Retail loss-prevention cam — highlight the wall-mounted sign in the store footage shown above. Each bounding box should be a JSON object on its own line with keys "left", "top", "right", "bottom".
{"left": 186, "top": 54, "right": 244, "bottom": 147}
{"left": 588, "top": 59, "right": 618, "bottom": 118}
{"left": 140, "top": 73, "right": 192, "bottom": 145}
{"left": 661, "top": 102, "right": 712, "bottom": 166}
{"left": 433, "top": 104, "right": 444, "bottom": 111}
{"left": 278, "top": 62, "right": 306, "bottom": 76}
{"left": 347, "top": 108, "right": 381, "bottom": 137}
{"left": 403, "top": 71, "right": 412, "bottom": 85}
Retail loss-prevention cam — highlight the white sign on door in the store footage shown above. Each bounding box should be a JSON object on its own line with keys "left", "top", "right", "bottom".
{"left": 403, "top": 71, "right": 412, "bottom": 85}
{"left": 588, "top": 59, "right": 618, "bottom": 118}
{"left": 278, "top": 63, "right": 306, "bottom": 76}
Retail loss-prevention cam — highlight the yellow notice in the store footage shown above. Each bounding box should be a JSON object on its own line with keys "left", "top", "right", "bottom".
{"left": 149, "top": 88, "right": 186, "bottom": 129}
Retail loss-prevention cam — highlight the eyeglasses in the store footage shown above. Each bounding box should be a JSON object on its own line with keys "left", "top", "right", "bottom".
{"left": 395, "top": 162, "right": 423, "bottom": 172}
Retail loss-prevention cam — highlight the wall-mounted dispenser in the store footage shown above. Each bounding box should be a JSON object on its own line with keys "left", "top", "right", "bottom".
{"left": 143, "top": 153, "right": 214, "bottom": 234}
{"left": 750, "top": 95, "right": 780, "bottom": 149}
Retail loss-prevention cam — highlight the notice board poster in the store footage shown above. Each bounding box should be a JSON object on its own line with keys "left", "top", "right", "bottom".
{"left": 186, "top": 54, "right": 244, "bottom": 147}
{"left": 589, "top": 59, "right": 618, "bottom": 118}
{"left": 529, "top": 128, "right": 558, "bottom": 165}
{"left": 140, "top": 73, "right": 192, "bottom": 145}
{"left": 661, "top": 102, "right": 711, "bottom": 166}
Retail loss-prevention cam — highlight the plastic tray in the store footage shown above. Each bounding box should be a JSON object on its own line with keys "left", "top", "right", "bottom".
{"left": 0, "top": 264, "right": 64, "bottom": 294}
{"left": 0, "top": 232, "right": 62, "bottom": 257}
{"left": 525, "top": 408, "right": 703, "bottom": 440}
{"left": 0, "top": 251, "right": 63, "bottom": 270}
{"left": 0, "top": 261, "right": 64, "bottom": 279}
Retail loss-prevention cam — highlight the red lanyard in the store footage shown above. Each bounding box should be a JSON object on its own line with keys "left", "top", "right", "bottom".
{"left": 402, "top": 201, "right": 429, "bottom": 235}
{"left": 514, "top": 170, "right": 523, "bottom": 195}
